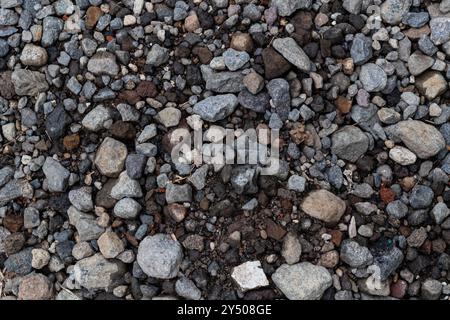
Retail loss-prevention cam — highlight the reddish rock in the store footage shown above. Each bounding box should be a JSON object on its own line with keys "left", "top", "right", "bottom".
{"left": 335, "top": 96, "right": 353, "bottom": 114}
{"left": 192, "top": 46, "right": 213, "bottom": 64}
{"left": 118, "top": 90, "right": 141, "bottom": 105}
{"left": 109, "top": 121, "right": 136, "bottom": 141}
{"left": 265, "top": 218, "right": 287, "bottom": 241}
{"left": 380, "top": 186, "right": 396, "bottom": 204}
{"left": 262, "top": 48, "right": 291, "bottom": 79}
{"left": 4, "top": 213, "right": 23, "bottom": 232}
{"left": 330, "top": 229, "right": 343, "bottom": 246}
{"left": 18, "top": 274, "right": 53, "bottom": 300}
{"left": 390, "top": 280, "right": 407, "bottom": 299}
{"left": 136, "top": 81, "right": 158, "bottom": 98}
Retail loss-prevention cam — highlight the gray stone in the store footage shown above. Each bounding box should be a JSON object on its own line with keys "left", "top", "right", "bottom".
{"left": 126, "top": 153, "right": 147, "bottom": 179}
{"left": 1, "top": 0, "right": 22, "bottom": 9}
{"left": 271, "top": 0, "right": 312, "bottom": 17}
{"left": 113, "top": 197, "right": 141, "bottom": 219}
{"left": 69, "top": 187, "right": 93, "bottom": 212}
{"left": 155, "top": 107, "right": 181, "bottom": 128}
{"left": 19, "top": 44, "right": 48, "bottom": 66}
{"left": 0, "top": 38, "right": 8, "bottom": 57}
{"left": 421, "top": 279, "right": 442, "bottom": 300}
{"left": 45, "top": 106, "right": 71, "bottom": 140}
{"left": 68, "top": 206, "right": 105, "bottom": 241}
{"left": 359, "top": 63, "right": 387, "bottom": 92}
{"left": 175, "top": 277, "right": 202, "bottom": 300}
{"left": 272, "top": 37, "right": 311, "bottom": 73}
{"left": 238, "top": 89, "right": 270, "bottom": 113}
{"left": 331, "top": 125, "right": 369, "bottom": 162}
{"left": 431, "top": 203, "right": 450, "bottom": 225}
{"left": 387, "top": 120, "right": 445, "bottom": 159}
{"left": 301, "top": 189, "right": 346, "bottom": 223}
{"left": 82, "top": 105, "right": 111, "bottom": 132}
{"left": 389, "top": 146, "right": 417, "bottom": 165}
{"left": 409, "top": 185, "right": 434, "bottom": 209}
{"left": 42, "top": 16, "right": 63, "bottom": 47}
{"left": 0, "top": 8, "right": 18, "bottom": 25}
{"left": 87, "top": 51, "right": 119, "bottom": 76}
{"left": 200, "top": 65, "right": 245, "bottom": 93}
{"left": 223, "top": 48, "right": 250, "bottom": 71}
{"left": 137, "top": 234, "right": 183, "bottom": 279}
{"left": 267, "top": 78, "right": 291, "bottom": 121}
{"left": 23, "top": 206, "right": 40, "bottom": 229}
{"left": 165, "top": 182, "right": 192, "bottom": 203}
{"left": 95, "top": 137, "right": 128, "bottom": 177}
{"left": 98, "top": 231, "right": 125, "bottom": 259}
{"left": 282, "top": 233, "right": 302, "bottom": 264}
{"left": 415, "top": 71, "right": 447, "bottom": 100}
{"left": 193, "top": 94, "right": 238, "bottom": 122}
{"left": 43, "top": 157, "right": 70, "bottom": 192}
{"left": 4, "top": 248, "right": 33, "bottom": 275}
{"left": 287, "top": 175, "right": 306, "bottom": 192}
{"left": 373, "top": 246, "right": 404, "bottom": 281}
{"left": 441, "top": 0, "right": 450, "bottom": 13}
{"left": 231, "top": 260, "right": 269, "bottom": 292}
{"left": 74, "top": 253, "right": 125, "bottom": 290}
{"left": 340, "top": 240, "right": 373, "bottom": 268}
{"left": 351, "top": 33, "right": 372, "bottom": 65}
{"left": 110, "top": 171, "right": 143, "bottom": 200}
{"left": 408, "top": 51, "right": 434, "bottom": 76}
{"left": 188, "top": 165, "right": 208, "bottom": 190}
{"left": 386, "top": 200, "right": 408, "bottom": 219}
{"left": 0, "top": 179, "right": 32, "bottom": 206}
{"left": 402, "top": 12, "right": 429, "bottom": 28}
{"left": 430, "top": 18, "right": 450, "bottom": 45}
{"left": 380, "top": 0, "right": 411, "bottom": 25}
{"left": 272, "top": 262, "right": 332, "bottom": 300}
{"left": 11, "top": 69, "right": 49, "bottom": 96}
{"left": 230, "top": 166, "right": 258, "bottom": 195}
{"left": 343, "top": 0, "right": 362, "bottom": 14}
{"left": 146, "top": 44, "right": 169, "bottom": 66}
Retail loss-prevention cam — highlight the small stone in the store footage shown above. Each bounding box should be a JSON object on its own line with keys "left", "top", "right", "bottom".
{"left": 146, "top": 44, "right": 169, "bottom": 67}
{"left": 45, "top": 106, "right": 71, "bottom": 140}
{"left": 98, "top": 231, "right": 125, "bottom": 259}
{"left": 69, "top": 187, "right": 93, "bottom": 212}
{"left": 272, "top": 37, "right": 311, "bottom": 73}
{"left": 262, "top": 48, "right": 291, "bottom": 79}
{"left": 11, "top": 69, "right": 49, "bottom": 96}
{"left": 271, "top": 0, "right": 312, "bottom": 17}
{"left": 193, "top": 94, "right": 238, "bottom": 122}
{"left": 380, "top": 0, "right": 411, "bottom": 25}
{"left": 389, "top": 146, "right": 417, "bottom": 165}
{"left": 272, "top": 262, "right": 332, "bottom": 300}
{"left": 231, "top": 261, "right": 269, "bottom": 292}
{"left": 331, "top": 125, "right": 369, "bottom": 162}
{"left": 243, "top": 71, "right": 264, "bottom": 94}
{"left": 431, "top": 203, "right": 450, "bottom": 225}
{"left": 175, "top": 277, "right": 202, "bottom": 300}
{"left": 184, "top": 12, "right": 200, "bottom": 32}
{"left": 201, "top": 65, "right": 245, "bottom": 93}
{"left": 94, "top": 137, "right": 128, "bottom": 177}
{"left": 167, "top": 203, "right": 187, "bottom": 222}
{"left": 408, "top": 51, "right": 434, "bottom": 76}
{"left": 430, "top": 17, "right": 450, "bottom": 45}
{"left": 42, "top": 16, "right": 63, "bottom": 47}
{"left": 137, "top": 234, "right": 183, "bottom": 279}
{"left": 301, "top": 189, "right": 346, "bottom": 223}
{"left": 343, "top": 0, "right": 362, "bottom": 14}
{"left": 155, "top": 107, "right": 181, "bottom": 128}
{"left": 238, "top": 89, "right": 270, "bottom": 113}
{"left": 165, "top": 183, "right": 192, "bottom": 204}
{"left": 230, "top": 32, "right": 254, "bottom": 53}
{"left": 87, "top": 51, "right": 119, "bottom": 76}
{"left": 114, "top": 198, "right": 141, "bottom": 219}
{"left": 359, "top": 63, "right": 387, "bottom": 92}
{"left": 409, "top": 185, "right": 434, "bottom": 209}
{"left": 351, "top": 33, "right": 372, "bottom": 65}
{"left": 31, "top": 248, "right": 50, "bottom": 269}
{"left": 82, "top": 105, "right": 111, "bottom": 132}
{"left": 421, "top": 279, "right": 442, "bottom": 300}
{"left": 340, "top": 240, "right": 373, "bottom": 268}
{"left": 18, "top": 274, "right": 53, "bottom": 300}
{"left": 407, "top": 227, "right": 428, "bottom": 248}
{"left": 85, "top": 6, "right": 102, "bottom": 29}
{"left": 415, "top": 71, "right": 448, "bottom": 100}
{"left": 43, "top": 157, "right": 70, "bottom": 193}
{"left": 287, "top": 175, "right": 306, "bottom": 192}
{"left": 386, "top": 200, "right": 408, "bottom": 219}
{"left": 110, "top": 171, "right": 143, "bottom": 200}
{"left": 282, "top": 233, "right": 302, "bottom": 264}
{"left": 20, "top": 44, "right": 48, "bottom": 67}
{"left": 188, "top": 165, "right": 208, "bottom": 190}
{"left": 223, "top": 48, "right": 250, "bottom": 71}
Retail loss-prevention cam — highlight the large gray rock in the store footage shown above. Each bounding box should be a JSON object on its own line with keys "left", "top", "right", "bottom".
{"left": 87, "top": 51, "right": 119, "bottom": 76}
{"left": 331, "top": 125, "right": 369, "bottom": 162}
{"left": 300, "top": 189, "right": 346, "bottom": 224}
{"left": 272, "top": 262, "right": 332, "bottom": 300}
{"left": 380, "top": 0, "right": 411, "bottom": 25}
{"left": 43, "top": 157, "right": 70, "bottom": 192}
{"left": 11, "top": 69, "right": 49, "bottom": 96}
{"left": 408, "top": 51, "right": 434, "bottom": 76}
{"left": 386, "top": 120, "right": 445, "bottom": 159}
{"left": 193, "top": 94, "right": 238, "bottom": 122}
{"left": 272, "top": 37, "right": 311, "bottom": 73}
{"left": 81, "top": 105, "right": 111, "bottom": 131}
{"left": 42, "top": 16, "right": 63, "bottom": 47}
{"left": 73, "top": 253, "right": 125, "bottom": 290}
{"left": 137, "top": 234, "right": 183, "bottom": 279}
{"left": 271, "top": 0, "right": 312, "bottom": 16}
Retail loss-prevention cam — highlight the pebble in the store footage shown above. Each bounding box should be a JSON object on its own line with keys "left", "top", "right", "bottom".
{"left": 287, "top": 175, "right": 306, "bottom": 192}
{"left": 175, "top": 277, "right": 202, "bottom": 300}
{"left": 281, "top": 233, "right": 302, "bottom": 264}
{"left": 43, "top": 157, "right": 70, "bottom": 192}
{"left": 94, "top": 137, "right": 128, "bottom": 177}
{"left": 340, "top": 240, "right": 373, "bottom": 268}
{"left": 223, "top": 48, "right": 250, "bottom": 71}
{"left": 380, "top": 0, "right": 411, "bottom": 25}
{"left": 359, "top": 63, "right": 387, "bottom": 92}
{"left": 113, "top": 197, "right": 141, "bottom": 219}
{"left": 155, "top": 107, "right": 181, "bottom": 128}
{"left": 231, "top": 261, "right": 269, "bottom": 292}
{"left": 331, "top": 125, "right": 369, "bottom": 162}
{"left": 11, "top": 69, "right": 49, "bottom": 96}
{"left": 19, "top": 44, "right": 48, "bottom": 67}
{"left": 165, "top": 183, "right": 192, "bottom": 204}
{"left": 301, "top": 189, "right": 346, "bottom": 223}
{"left": 272, "top": 37, "right": 311, "bottom": 73}
{"left": 87, "top": 51, "right": 119, "bottom": 76}
{"left": 68, "top": 187, "right": 93, "bottom": 212}
{"left": 389, "top": 146, "right": 417, "bottom": 165}
{"left": 98, "top": 231, "right": 125, "bottom": 259}
{"left": 193, "top": 94, "right": 238, "bottom": 122}
{"left": 18, "top": 274, "right": 53, "bottom": 300}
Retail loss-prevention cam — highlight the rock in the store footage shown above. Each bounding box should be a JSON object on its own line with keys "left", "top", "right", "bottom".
{"left": 18, "top": 274, "right": 53, "bottom": 300}
{"left": 408, "top": 51, "right": 434, "bottom": 76}
{"left": 415, "top": 71, "right": 447, "bottom": 100}
{"left": 175, "top": 277, "right": 202, "bottom": 300}
{"left": 146, "top": 44, "right": 169, "bottom": 66}
{"left": 19, "top": 44, "right": 47, "bottom": 67}
{"left": 359, "top": 63, "right": 387, "bottom": 92}
{"left": 407, "top": 227, "right": 427, "bottom": 248}
{"left": 380, "top": 0, "right": 411, "bottom": 25}
{"left": 82, "top": 105, "right": 111, "bottom": 131}
{"left": 113, "top": 197, "right": 141, "bottom": 219}
{"left": 343, "top": 0, "right": 362, "bottom": 14}
{"left": 287, "top": 175, "right": 306, "bottom": 192}
{"left": 45, "top": 106, "right": 71, "bottom": 140}
{"left": 351, "top": 33, "right": 372, "bottom": 65}
{"left": 373, "top": 246, "right": 404, "bottom": 281}
{"left": 267, "top": 78, "right": 291, "bottom": 121}
{"left": 301, "top": 189, "right": 346, "bottom": 223}
{"left": 110, "top": 171, "right": 143, "bottom": 200}
{"left": 68, "top": 187, "right": 93, "bottom": 212}
{"left": 223, "top": 48, "right": 250, "bottom": 71}
{"left": 23, "top": 207, "right": 39, "bottom": 229}
{"left": 409, "top": 185, "right": 434, "bottom": 209}
{"left": 441, "top": 0, "right": 450, "bottom": 13}
{"left": 193, "top": 94, "right": 238, "bottom": 122}
{"left": 230, "top": 166, "right": 258, "bottom": 194}
{"left": 4, "top": 248, "right": 33, "bottom": 275}
{"left": 155, "top": 107, "right": 181, "bottom": 128}
{"left": 43, "top": 157, "right": 70, "bottom": 193}
{"left": 137, "top": 234, "right": 183, "bottom": 279}
{"left": 0, "top": 179, "right": 32, "bottom": 206}
{"left": 94, "top": 137, "right": 128, "bottom": 177}
{"left": 430, "top": 17, "right": 450, "bottom": 45}
{"left": 421, "top": 279, "right": 442, "bottom": 300}
{"left": 74, "top": 254, "right": 125, "bottom": 290}
{"left": 200, "top": 65, "right": 245, "bottom": 93}
{"left": 230, "top": 32, "right": 254, "bottom": 53}
{"left": 262, "top": 47, "right": 291, "bottom": 79}
{"left": 331, "top": 125, "right": 369, "bottom": 162}
{"left": 389, "top": 146, "right": 417, "bottom": 165}
{"left": 271, "top": 0, "right": 312, "bottom": 17}
{"left": 68, "top": 206, "right": 105, "bottom": 241}
{"left": 386, "top": 200, "right": 408, "bottom": 219}
{"left": 282, "top": 233, "right": 302, "bottom": 264}
{"left": 387, "top": 120, "right": 445, "bottom": 159}
{"left": 243, "top": 71, "right": 264, "bottom": 94}
{"left": 188, "top": 165, "right": 208, "bottom": 190}
{"left": 31, "top": 248, "right": 50, "bottom": 269}
{"left": 11, "top": 69, "right": 49, "bottom": 96}
{"left": 98, "top": 231, "right": 125, "bottom": 259}
{"left": 42, "top": 16, "right": 63, "bottom": 47}
{"left": 85, "top": 6, "right": 102, "bottom": 29}
{"left": 431, "top": 203, "right": 449, "bottom": 225}
{"left": 272, "top": 262, "right": 332, "bottom": 300}
{"left": 272, "top": 37, "right": 311, "bottom": 73}
{"left": 238, "top": 89, "right": 270, "bottom": 113}
{"left": 340, "top": 240, "right": 373, "bottom": 268}
{"left": 87, "top": 51, "right": 119, "bottom": 76}
{"left": 231, "top": 261, "right": 269, "bottom": 292}
{"left": 165, "top": 183, "right": 192, "bottom": 204}
{"left": 0, "top": 8, "right": 18, "bottom": 25}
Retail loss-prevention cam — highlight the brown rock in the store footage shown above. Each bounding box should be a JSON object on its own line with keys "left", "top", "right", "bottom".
{"left": 136, "top": 81, "right": 157, "bottom": 98}
{"left": 0, "top": 71, "right": 15, "bottom": 99}
{"left": 403, "top": 25, "right": 430, "bottom": 40}
{"left": 230, "top": 32, "right": 254, "bottom": 53}
{"left": 319, "top": 250, "right": 339, "bottom": 268}
{"left": 335, "top": 96, "right": 353, "bottom": 114}
{"left": 192, "top": 46, "right": 213, "bottom": 64}
{"left": 109, "top": 121, "right": 136, "bottom": 141}
{"left": 18, "top": 274, "right": 53, "bottom": 300}
{"left": 390, "top": 280, "right": 407, "bottom": 299}
{"left": 94, "top": 137, "right": 128, "bottom": 177}
{"left": 380, "top": 186, "right": 396, "bottom": 204}
{"left": 265, "top": 218, "right": 287, "bottom": 241}
{"left": 262, "top": 48, "right": 290, "bottom": 79}
{"left": 3, "top": 213, "right": 23, "bottom": 232}
{"left": 63, "top": 134, "right": 80, "bottom": 151}
{"left": 86, "top": 6, "right": 102, "bottom": 29}
{"left": 95, "top": 179, "right": 117, "bottom": 209}
{"left": 167, "top": 203, "right": 187, "bottom": 222}
{"left": 300, "top": 190, "right": 346, "bottom": 224}
{"left": 118, "top": 90, "right": 141, "bottom": 105}
{"left": 330, "top": 230, "right": 343, "bottom": 246}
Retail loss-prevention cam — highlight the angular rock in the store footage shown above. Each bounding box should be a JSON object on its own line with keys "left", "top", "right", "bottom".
{"left": 301, "top": 189, "right": 346, "bottom": 223}
{"left": 193, "top": 94, "right": 238, "bottom": 122}
{"left": 94, "top": 137, "right": 128, "bottom": 177}
{"left": 87, "top": 51, "right": 119, "bottom": 76}
{"left": 359, "top": 63, "right": 387, "bottom": 92}
{"left": 331, "top": 125, "right": 369, "bottom": 162}
{"left": 272, "top": 37, "right": 311, "bottom": 73}
{"left": 11, "top": 69, "right": 49, "bottom": 96}
{"left": 20, "top": 44, "right": 48, "bottom": 67}
{"left": 231, "top": 261, "right": 269, "bottom": 292}
{"left": 43, "top": 157, "right": 70, "bottom": 193}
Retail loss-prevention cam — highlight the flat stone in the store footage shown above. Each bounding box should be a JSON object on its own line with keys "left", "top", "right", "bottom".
{"left": 200, "top": 65, "right": 245, "bottom": 93}
{"left": 165, "top": 182, "right": 192, "bottom": 204}
{"left": 272, "top": 37, "right": 311, "bottom": 73}
{"left": 301, "top": 189, "right": 346, "bottom": 223}
{"left": 193, "top": 94, "right": 238, "bottom": 122}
